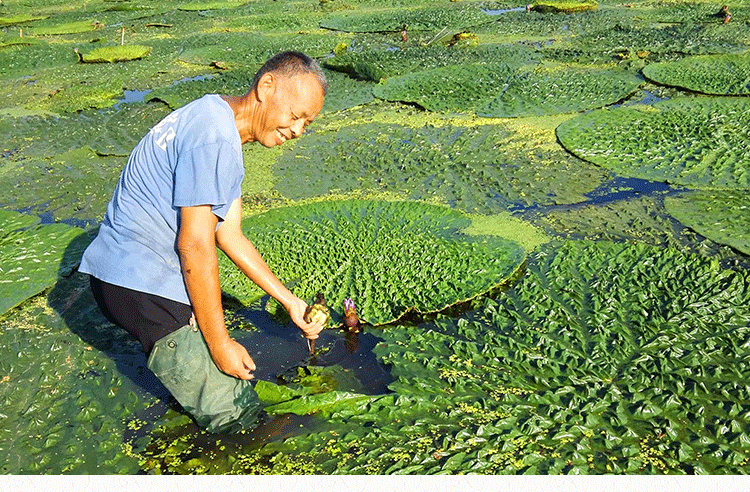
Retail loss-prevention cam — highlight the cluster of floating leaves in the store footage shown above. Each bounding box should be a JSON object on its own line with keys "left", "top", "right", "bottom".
{"left": 273, "top": 116, "right": 607, "bottom": 211}
{"left": 0, "top": 270, "right": 159, "bottom": 473}
{"left": 136, "top": 240, "right": 750, "bottom": 474}
{"left": 219, "top": 200, "right": 525, "bottom": 326}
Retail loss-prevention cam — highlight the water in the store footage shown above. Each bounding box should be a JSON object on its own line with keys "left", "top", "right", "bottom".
{"left": 483, "top": 6, "right": 528, "bottom": 14}
{"left": 112, "top": 74, "right": 215, "bottom": 109}
{"left": 230, "top": 300, "right": 394, "bottom": 396}
{"left": 112, "top": 89, "right": 152, "bottom": 109}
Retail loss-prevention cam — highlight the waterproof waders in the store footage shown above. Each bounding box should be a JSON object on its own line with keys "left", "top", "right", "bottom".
{"left": 147, "top": 321, "right": 262, "bottom": 433}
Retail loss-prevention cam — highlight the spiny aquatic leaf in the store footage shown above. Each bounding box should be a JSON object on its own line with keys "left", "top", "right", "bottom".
{"left": 538, "top": 194, "right": 684, "bottom": 247}
{"left": 0, "top": 209, "right": 90, "bottom": 317}
{"left": 218, "top": 200, "right": 525, "bottom": 326}
{"left": 0, "top": 14, "right": 49, "bottom": 26}
{"left": 320, "top": 4, "right": 493, "bottom": 33}
{"left": 528, "top": 0, "right": 597, "bottom": 14}
{"left": 556, "top": 20, "right": 750, "bottom": 55}
{"left": 324, "top": 44, "right": 541, "bottom": 82}
{"left": 273, "top": 118, "right": 606, "bottom": 211}
{"left": 373, "top": 62, "right": 642, "bottom": 117}
{"left": 665, "top": 189, "right": 750, "bottom": 255}
{"left": 178, "top": 0, "right": 248, "bottom": 11}
{"left": 28, "top": 79, "right": 124, "bottom": 113}
{"left": 643, "top": 52, "right": 750, "bottom": 95}
{"left": 27, "top": 19, "right": 105, "bottom": 35}
{"left": 79, "top": 45, "right": 152, "bottom": 63}
{"left": 0, "top": 146, "right": 126, "bottom": 222}
{"left": 556, "top": 97, "right": 750, "bottom": 189}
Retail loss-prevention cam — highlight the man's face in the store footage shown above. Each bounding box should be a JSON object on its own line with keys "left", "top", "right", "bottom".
{"left": 253, "top": 72, "right": 325, "bottom": 148}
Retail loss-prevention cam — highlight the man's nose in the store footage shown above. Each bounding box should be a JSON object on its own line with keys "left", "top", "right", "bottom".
{"left": 290, "top": 119, "right": 306, "bottom": 138}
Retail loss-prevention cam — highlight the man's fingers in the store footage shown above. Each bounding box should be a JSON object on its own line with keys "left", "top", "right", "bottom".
{"left": 244, "top": 354, "right": 256, "bottom": 372}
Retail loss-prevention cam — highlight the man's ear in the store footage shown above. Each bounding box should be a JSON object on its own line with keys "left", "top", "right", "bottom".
{"left": 255, "top": 72, "right": 276, "bottom": 103}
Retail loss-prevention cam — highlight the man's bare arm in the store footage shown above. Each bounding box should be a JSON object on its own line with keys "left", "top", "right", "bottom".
{"left": 178, "top": 204, "right": 256, "bottom": 379}
{"left": 215, "top": 197, "right": 323, "bottom": 339}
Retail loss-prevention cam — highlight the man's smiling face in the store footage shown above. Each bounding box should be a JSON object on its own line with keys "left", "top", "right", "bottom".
{"left": 252, "top": 71, "right": 325, "bottom": 148}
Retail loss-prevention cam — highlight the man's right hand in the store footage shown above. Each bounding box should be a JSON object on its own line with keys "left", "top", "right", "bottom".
{"left": 208, "top": 338, "right": 256, "bottom": 380}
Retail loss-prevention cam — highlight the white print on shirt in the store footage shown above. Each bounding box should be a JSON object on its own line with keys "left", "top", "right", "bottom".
{"left": 150, "top": 112, "right": 179, "bottom": 151}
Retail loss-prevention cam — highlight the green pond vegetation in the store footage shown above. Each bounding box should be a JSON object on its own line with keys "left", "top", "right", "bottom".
{"left": 1, "top": 0, "right": 750, "bottom": 475}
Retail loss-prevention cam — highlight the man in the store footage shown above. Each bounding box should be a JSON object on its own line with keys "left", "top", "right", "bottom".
{"left": 79, "top": 51, "right": 327, "bottom": 432}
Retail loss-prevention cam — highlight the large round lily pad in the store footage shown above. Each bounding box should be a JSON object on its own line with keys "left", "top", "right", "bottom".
{"left": 0, "top": 210, "right": 90, "bottom": 317}
{"left": 79, "top": 45, "right": 153, "bottom": 63}
{"left": 556, "top": 96, "right": 750, "bottom": 189}
{"left": 320, "top": 4, "right": 492, "bottom": 33}
{"left": 642, "top": 52, "right": 750, "bottom": 95}
{"left": 373, "top": 62, "right": 642, "bottom": 117}
{"left": 324, "top": 44, "right": 541, "bottom": 82}
{"left": 218, "top": 200, "right": 526, "bottom": 326}
{"left": 272, "top": 117, "right": 608, "bottom": 211}
{"left": 665, "top": 189, "right": 750, "bottom": 256}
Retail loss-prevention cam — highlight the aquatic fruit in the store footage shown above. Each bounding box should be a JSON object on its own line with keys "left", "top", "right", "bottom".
{"left": 304, "top": 292, "right": 331, "bottom": 328}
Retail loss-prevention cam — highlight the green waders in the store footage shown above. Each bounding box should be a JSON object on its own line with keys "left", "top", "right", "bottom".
{"left": 146, "top": 319, "right": 262, "bottom": 433}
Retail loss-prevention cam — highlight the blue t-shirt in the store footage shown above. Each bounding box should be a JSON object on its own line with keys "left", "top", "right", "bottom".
{"left": 80, "top": 94, "right": 244, "bottom": 305}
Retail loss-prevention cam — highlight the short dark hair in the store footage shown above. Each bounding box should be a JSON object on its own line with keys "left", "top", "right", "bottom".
{"left": 251, "top": 51, "right": 328, "bottom": 95}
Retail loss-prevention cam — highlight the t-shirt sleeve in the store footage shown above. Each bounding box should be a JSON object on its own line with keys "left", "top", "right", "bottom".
{"left": 172, "top": 141, "right": 243, "bottom": 220}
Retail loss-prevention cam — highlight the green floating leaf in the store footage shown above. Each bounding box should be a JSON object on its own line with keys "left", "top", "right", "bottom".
{"left": 264, "top": 390, "right": 378, "bottom": 416}
{"left": 665, "top": 189, "right": 750, "bottom": 255}
{"left": 219, "top": 200, "right": 525, "bottom": 325}
{"left": 0, "top": 14, "right": 49, "bottom": 26}
{"left": 273, "top": 118, "right": 606, "bottom": 211}
{"left": 558, "top": 19, "right": 750, "bottom": 55}
{"left": 320, "top": 4, "right": 492, "bottom": 33}
{"left": 255, "top": 379, "right": 307, "bottom": 405}
{"left": 324, "top": 44, "right": 541, "bottom": 82}
{"left": 643, "top": 52, "right": 750, "bottom": 95}
{"left": 79, "top": 45, "right": 152, "bottom": 63}
{"left": 28, "top": 19, "right": 104, "bottom": 35}
{"left": 28, "top": 79, "right": 124, "bottom": 113}
{"left": 529, "top": 0, "right": 597, "bottom": 14}
{"left": 0, "top": 146, "right": 126, "bottom": 222}
{"left": 178, "top": 0, "right": 248, "bottom": 11}
{"left": 374, "top": 63, "right": 642, "bottom": 117}
{"left": 0, "top": 210, "right": 90, "bottom": 317}
{"left": 556, "top": 97, "right": 750, "bottom": 189}
{"left": 320, "top": 69, "right": 376, "bottom": 114}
